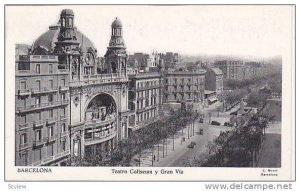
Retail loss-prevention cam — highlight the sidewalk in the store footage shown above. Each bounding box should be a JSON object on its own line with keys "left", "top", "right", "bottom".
{"left": 131, "top": 123, "right": 198, "bottom": 167}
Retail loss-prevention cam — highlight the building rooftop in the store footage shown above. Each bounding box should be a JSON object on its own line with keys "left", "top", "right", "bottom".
{"left": 204, "top": 90, "right": 216, "bottom": 94}
{"left": 32, "top": 24, "right": 96, "bottom": 54}
{"left": 61, "top": 9, "right": 74, "bottom": 16}
{"left": 210, "top": 67, "right": 223, "bottom": 75}
{"left": 165, "top": 69, "right": 206, "bottom": 75}
{"left": 111, "top": 17, "right": 122, "bottom": 27}
{"left": 129, "top": 72, "right": 161, "bottom": 79}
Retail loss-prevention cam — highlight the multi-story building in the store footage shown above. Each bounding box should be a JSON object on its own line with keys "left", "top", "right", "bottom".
{"left": 243, "top": 62, "right": 261, "bottom": 79}
{"left": 16, "top": 44, "right": 31, "bottom": 56}
{"left": 128, "top": 72, "right": 162, "bottom": 135}
{"left": 163, "top": 70, "right": 206, "bottom": 104}
{"left": 128, "top": 53, "right": 149, "bottom": 69}
{"left": 159, "top": 52, "right": 180, "bottom": 69}
{"left": 15, "top": 9, "right": 130, "bottom": 165}
{"left": 204, "top": 67, "right": 223, "bottom": 99}
{"left": 15, "top": 54, "right": 70, "bottom": 166}
{"left": 214, "top": 60, "right": 244, "bottom": 80}
{"left": 148, "top": 52, "right": 161, "bottom": 68}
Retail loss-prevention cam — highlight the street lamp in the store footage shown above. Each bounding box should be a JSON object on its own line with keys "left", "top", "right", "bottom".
{"left": 151, "top": 145, "right": 154, "bottom": 166}
{"left": 157, "top": 143, "right": 160, "bottom": 162}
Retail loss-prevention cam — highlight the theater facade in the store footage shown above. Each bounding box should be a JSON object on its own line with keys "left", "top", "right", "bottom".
{"left": 15, "top": 9, "right": 130, "bottom": 166}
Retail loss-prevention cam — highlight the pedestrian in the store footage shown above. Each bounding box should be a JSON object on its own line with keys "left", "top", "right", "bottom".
{"left": 153, "top": 155, "right": 156, "bottom": 162}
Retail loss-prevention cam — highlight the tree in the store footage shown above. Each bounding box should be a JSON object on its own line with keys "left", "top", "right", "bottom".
{"left": 224, "top": 89, "right": 247, "bottom": 110}
{"left": 247, "top": 92, "right": 260, "bottom": 108}
{"left": 191, "top": 113, "right": 268, "bottom": 167}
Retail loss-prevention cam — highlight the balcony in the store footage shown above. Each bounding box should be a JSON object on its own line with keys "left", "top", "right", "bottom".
{"left": 136, "top": 104, "right": 158, "bottom": 113}
{"left": 19, "top": 123, "right": 29, "bottom": 130}
{"left": 85, "top": 115, "right": 116, "bottom": 128}
{"left": 33, "top": 120, "right": 45, "bottom": 129}
{"left": 31, "top": 87, "right": 58, "bottom": 95}
{"left": 16, "top": 100, "right": 69, "bottom": 114}
{"left": 19, "top": 143, "right": 29, "bottom": 150}
{"left": 60, "top": 131, "right": 69, "bottom": 137}
{"left": 44, "top": 134, "right": 58, "bottom": 143}
{"left": 136, "top": 85, "right": 160, "bottom": 91}
{"left": 46, "top": 118, "right": 56, "bottom": 126}
{"left": 84, "top": 131, "right": 117, "bottom": 146}
{"left": 17, "top": 89, "right": 31, "bottom": 96}
{"left": 53, "top": 150, "right": 70, "bottom": 160}
{"left": 33, "top": 139, "right": 44, "bottom": 147}
{"left": 58, "top": 69, "right": 69, "bottom": 74}
{"left": 59, "top": 86, "right": 69, "bottom": 92}
{"left": 69, "top": 73, "right": 128, "bottom": 87}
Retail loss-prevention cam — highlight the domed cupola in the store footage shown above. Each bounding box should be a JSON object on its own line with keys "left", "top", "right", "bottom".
{"left": 104, "top": 17, "right": 128, "bottom": 76}
{"left": 54, "top": 9, "right": 80, "bottom": 53}
{"left": 111, "top": 17, "right": 122, "bottom": 28}
{"left": 109, "top": 17, "right": 125, "bottom": 48}
{"left": 31, "top": 9, "right": 98, "bottom": 76}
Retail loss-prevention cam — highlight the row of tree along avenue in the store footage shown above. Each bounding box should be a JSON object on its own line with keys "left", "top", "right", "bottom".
{"left": 68, "top": 109, "right": 200, "bottom": 166}
{"left": 180, "top": 113, "right": 269, "bottom": 167}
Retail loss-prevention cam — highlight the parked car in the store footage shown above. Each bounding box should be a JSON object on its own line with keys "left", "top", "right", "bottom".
{"left": 199, "top": 128, "right": 203, "bottom": 135}
{"left": 188, "top": 141, "right": 196, "bottom": 149}
{"left": 224, "top": 122, "right": 233, "bottom": 127}
{"left": 211, "top": 121, "right": 221, "bottom": 126}
{"left": 198, "top": 118, "right": 204, "bottom": 123}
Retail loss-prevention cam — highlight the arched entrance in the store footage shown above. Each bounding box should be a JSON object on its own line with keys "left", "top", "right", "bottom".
{"left": 84, "top": 93, "right": 117, "bottom": 159}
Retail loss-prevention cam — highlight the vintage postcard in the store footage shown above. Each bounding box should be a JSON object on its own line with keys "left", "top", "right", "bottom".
{"left": 4, "top": 5, "right": 295, "bottom": 181}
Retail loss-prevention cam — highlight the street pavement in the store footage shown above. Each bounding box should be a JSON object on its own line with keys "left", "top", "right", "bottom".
{"left": 130, "top": 101, "right": 234, "bottom": 167}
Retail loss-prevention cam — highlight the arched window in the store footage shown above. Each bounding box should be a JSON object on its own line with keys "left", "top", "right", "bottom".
{"left": 62, "top": 18, "right": 65, "bottom": 27}
{"left": 69, "top": 18, "right": 72, "bottom": 27}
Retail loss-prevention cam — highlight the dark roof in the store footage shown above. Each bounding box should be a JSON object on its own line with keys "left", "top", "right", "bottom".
{"left": 210, "top": 67, "right": 223, "bottom": 75}
{"left": 61, "top": 9, "right": 74, "bottom": 16}
{"left": 32, "top": 25, "right": 96, "bottom": 53}
{"left": 111, "top": 17, "right": 122, "bottom": 27}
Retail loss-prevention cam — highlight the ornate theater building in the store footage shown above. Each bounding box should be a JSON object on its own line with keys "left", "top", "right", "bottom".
{"left": 15, "top": 9, "right": 129, "bottom": 166}
{"left": 15, "top": 9, "right": 206, "bottom": 166}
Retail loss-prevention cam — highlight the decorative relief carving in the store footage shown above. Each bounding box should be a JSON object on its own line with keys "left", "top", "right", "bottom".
{"left": 83, "top": 85, "right": 117, "bottom": 96}
{"left": 73, "top": 94, "right": 80, "bottom": 107}
{"left": 122, "top": 86, "right": 126, "bottom": 97}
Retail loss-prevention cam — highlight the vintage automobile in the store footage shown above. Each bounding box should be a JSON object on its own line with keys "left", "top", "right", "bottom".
{"left": 199, "top": 128, "right": 204, "bottom": 135}
{"left": 188, "top": 141, "right": 196, "bottom": 149}
{"left": 211, "top": 121, "right": 221, "bottom": 126}
{"left": 198, "top": 118, "right": 204, "bottom": 123}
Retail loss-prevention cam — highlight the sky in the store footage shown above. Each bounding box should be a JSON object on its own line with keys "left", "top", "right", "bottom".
{"left": 7, "top": 5, "right": 293, "bottom": 58}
